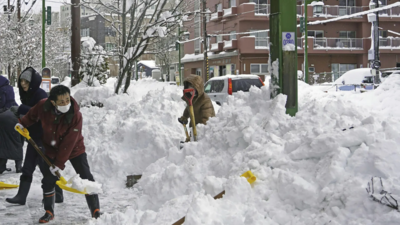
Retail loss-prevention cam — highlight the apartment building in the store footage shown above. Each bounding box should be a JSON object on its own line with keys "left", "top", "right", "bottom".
{"left": 182, "top": 0, "right": 400, "bottom": 83}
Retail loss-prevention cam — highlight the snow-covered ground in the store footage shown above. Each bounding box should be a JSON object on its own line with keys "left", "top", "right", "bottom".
{"left": 1, "top": 75, "right": 400, "bottom": 224}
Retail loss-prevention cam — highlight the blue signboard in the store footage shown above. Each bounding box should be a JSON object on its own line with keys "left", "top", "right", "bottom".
{"left": 282, "top": 32, "right": 295, "bottom": 50}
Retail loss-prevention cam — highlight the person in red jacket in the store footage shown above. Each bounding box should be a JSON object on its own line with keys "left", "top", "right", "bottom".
{"left": 16, "top": 85, "right": 100, "bottom": 223}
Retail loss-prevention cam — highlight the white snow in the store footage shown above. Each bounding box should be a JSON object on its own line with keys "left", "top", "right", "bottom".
{"left": 283, "top": 43, "right": 295, "bottom": 51}
{"left": 66, "top": 175, "right": 103, "bottom": 194}
{"left": 334, "top": 68, "right": 381, "bottom": 85}
{"left": 1, "top": 74, "right": 400, "bottom": 224}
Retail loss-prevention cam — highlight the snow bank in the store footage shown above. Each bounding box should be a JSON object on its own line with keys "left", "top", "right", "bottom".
{"left": 61, "top": 78, "right": 187, "bottom": 193}
{"left": 44, "top": 74, "right": 400, "bottom": 225}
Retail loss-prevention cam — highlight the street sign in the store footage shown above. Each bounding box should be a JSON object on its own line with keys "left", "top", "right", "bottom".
{"left": 42, "top": 68, "right": 51, "bottom": 78}
{"left": 47, "top": 6, "right": 51, "bottom": 25}
{"left": 282, "top": 32, "right": 295, "bottom": 51}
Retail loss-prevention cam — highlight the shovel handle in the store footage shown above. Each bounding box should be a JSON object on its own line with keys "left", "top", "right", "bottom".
{"left": 183, "top": 88, "right": 195, "bottom": 106}
{"left": 182, "top": 124, "right": 190, "bottom": 142}
{"left": 16, "top": 125, "right": 61, "bottom": 179}
{"left": 189, "top": 106, "right": 197, "bottom": 141}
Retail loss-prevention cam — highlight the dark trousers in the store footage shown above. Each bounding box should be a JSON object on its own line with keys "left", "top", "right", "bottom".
{"left": 21, "top": 139, "right": 46, "bottom": 181}
{"left": 0, "top": 158, "right": 7, "bottom": 173}
{"left": 40, "top": 152, "right": 95, "bottom": 192}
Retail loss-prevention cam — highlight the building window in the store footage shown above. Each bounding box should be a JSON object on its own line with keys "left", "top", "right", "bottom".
{"left": 229, "top": 0, "right": 236, "bottom": 7}
{"left": 217, "top": 35, "right": 222, "bottom": 43}
{"left": 250, "top": 30, "right": 268, "bottom": 48}
{"left": 251, "top": 0, "right": 268, "bottom": 14}
{"left": 313, "top": 5, "right": 323, "bottom": 14}
{"left": 331, "top": 63, "right": 356, "bottom": 81}
{"left": 81, "top": 28, "right": 90, "bottom": 37}
{"left": 250, "top": 64, "right": 268, "bottom": 74}
{"left": 307, "top": 30, "right": 324, "bottom": 38}
{"left": 215, "top": 3, "right": 222, "bottom": 12}
{"left": 230, "top": 31, "right": 237, "bottom": 40}
{"left": 105, "top": 43, "right": 115, "bottom": 51}
{"left": 339, "top": 0, "right": 355, "bottom": 7}
{"left": 339, "top": 31, "right": 356, "bottom": 38}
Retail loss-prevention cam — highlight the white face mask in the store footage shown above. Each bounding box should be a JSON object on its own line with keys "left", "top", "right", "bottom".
{"left": 57, "top": 102, "right": 71, "bottom": 113}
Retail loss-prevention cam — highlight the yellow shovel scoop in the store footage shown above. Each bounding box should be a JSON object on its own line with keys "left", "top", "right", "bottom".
{"left": 15, "top": 125, "right": 87, "bottom": 195}
{"left": 0, "top": 182, "right": 19, "bottom": 189}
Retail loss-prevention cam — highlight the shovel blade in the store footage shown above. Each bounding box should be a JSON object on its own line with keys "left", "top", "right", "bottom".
{"left": 0, "top": 181, "right": 19, "bottom": 189}
{"left": 55, "top": 177, "right": 87, "bottom": 195}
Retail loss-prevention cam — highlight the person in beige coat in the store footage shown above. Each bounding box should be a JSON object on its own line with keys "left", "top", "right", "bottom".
{"left": 178, "top": 75, "right": 215, "bottom": 127}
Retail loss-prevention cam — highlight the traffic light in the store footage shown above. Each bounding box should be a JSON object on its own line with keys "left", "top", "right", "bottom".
{"left": 300, "top": 17, "right": 305, "bottom": 33}
{"left": 47, "top": 6, "right": 51, "bottom": 25}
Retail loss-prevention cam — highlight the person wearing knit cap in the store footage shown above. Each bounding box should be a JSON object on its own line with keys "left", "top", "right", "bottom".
{"left": 6, "top": 67, "right": 64, "bottom": 206}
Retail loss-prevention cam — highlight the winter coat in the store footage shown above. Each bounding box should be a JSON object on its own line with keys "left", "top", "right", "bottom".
{"left": 181, "top": 75, "right": 215, "bottom": 127}
{"left": 0, "top": 109, "right": 23, "bottom": 160}
{"left": 0, "top": 76, "right": 17, "bottom": 112}
{"left": 20, "top": 97, "right": 85, "bottom": 170}
{"left": 17, "top": 67, "right": 48, "bottom": 140}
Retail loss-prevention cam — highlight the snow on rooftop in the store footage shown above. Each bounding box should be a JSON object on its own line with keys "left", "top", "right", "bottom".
{"left": 139, "top": 60, "right": 158, "bottom": 68}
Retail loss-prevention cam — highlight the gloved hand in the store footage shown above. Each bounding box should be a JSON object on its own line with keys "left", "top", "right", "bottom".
{"left": 14, "top": 123, "right": 24, "bottom": 132}
{"left": 49, "top": 166, "right": 61, "bottom": 177}
{"left": 178, "top": 116, "right": 188, "bottom": 125}
{"left": 10, "top": 106, "right": 19, "bottom": 117}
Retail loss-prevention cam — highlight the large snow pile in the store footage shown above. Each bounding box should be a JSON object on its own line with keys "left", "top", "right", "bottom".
{"left": 81, "top": 75, "right": 400, "bottom": 224}
{"left": 4, "top": 75, "right": 400, "bottom": 224}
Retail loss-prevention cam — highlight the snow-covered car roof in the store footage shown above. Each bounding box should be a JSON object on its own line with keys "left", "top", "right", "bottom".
{"left": 207, "top": 74, "right": 261, "bottom": 81}
{"left": 334, "top": 68, "right": 381, "bottom": 85}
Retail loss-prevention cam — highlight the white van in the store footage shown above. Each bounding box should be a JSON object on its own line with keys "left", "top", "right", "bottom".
{"left": 204, "top": 75, "right": 264, "bottom": 105}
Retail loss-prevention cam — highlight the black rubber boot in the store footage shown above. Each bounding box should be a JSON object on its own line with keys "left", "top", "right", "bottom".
{"left": 6, "top": 175, "right": 32, "bottom": 205}
{"left": 55, "top": 185, "right": 64, "bottom": 203}
{"left": 85, "top": 194, "right": 101, "bottom": 218}
{"left": 15, "top": 160, "right": 22, "bottom": 173}
{"left": 39, "top": 189, "right": 55, "bottom": 223}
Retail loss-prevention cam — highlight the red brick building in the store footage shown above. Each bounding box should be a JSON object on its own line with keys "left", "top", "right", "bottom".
{"left": 182, "top": 0, "right": 400, "bottom": 83}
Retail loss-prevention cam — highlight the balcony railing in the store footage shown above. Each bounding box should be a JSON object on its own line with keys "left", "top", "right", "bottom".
{"left": 379, "top": 38, "right": 400, "bottom": 48}
{"left": 224, "top": 40, "right": 233, "bottom": 48}
{"left": 255, "top": 4, "right": 269, "bottom": 15}
{"left": 297, "top": 38, "right": 303, "bottom": 49}
{"left": 314, "top": 6, "right": 364, "bottom": 17}
{"left": 379, "top": 6, "right": 400, "bottom": 17}
{"left": 210, "top": 12, "right": 219, "bottom": 20}
{"left": 313, "top": 38, "right": 363, "bottom": 49}
{"left": 224, "top": 8, "right": 232, "bottom": 16}
{"left": 211, "top": 43, "right": 220, "bottom": 51}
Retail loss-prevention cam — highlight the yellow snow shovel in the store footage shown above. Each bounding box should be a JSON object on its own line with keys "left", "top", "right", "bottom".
{"left": 15, "top": 125, "right": 87, "bottom": 195}
{"left": 183, "top": 88, "right": 197, "bottom": 141}
{"left": 182, "top": 124, "right": 190, "bottom": 142}
{"left": 0, "top": 182, "right": 19, "bottom": 189}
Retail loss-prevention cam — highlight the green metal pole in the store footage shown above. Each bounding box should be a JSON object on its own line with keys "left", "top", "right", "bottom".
{"left": 42, "top": 0, "right": 45, "bottom": 68}
{"left": 270, "top": 0, "right": 298, "bottom": 116}
{"left": 304, "top": 0, "right": 310, "bottom": 84}
{"left": 178, "top": 27, "right": 182, "bottom": 86}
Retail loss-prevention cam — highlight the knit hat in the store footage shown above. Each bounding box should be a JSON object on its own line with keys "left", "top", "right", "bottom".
{"left": 20, "top": 70, "right": 32, "bottom": 82}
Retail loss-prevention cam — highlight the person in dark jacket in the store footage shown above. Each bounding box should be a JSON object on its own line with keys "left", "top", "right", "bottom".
{"left": 178, "top": 75, "right": 215, "bottom": 127}
{"left": 15, "top": 85, "right": 100, "bottom": 223}
{"left": 6, "top": 67, "right": 64, "bottom": 205}
{"left": 0, "top": 75, "right": 21, "bottom": 174}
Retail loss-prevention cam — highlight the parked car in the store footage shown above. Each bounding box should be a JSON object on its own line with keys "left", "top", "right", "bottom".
{"left": 334, "top": 68, "right": 382, "bottom": 92}
{"left": 381, "top": 70, "right": 400, "bottom": 78}
{"left": 204, "top": 75, "right": 264, "bottom": 105}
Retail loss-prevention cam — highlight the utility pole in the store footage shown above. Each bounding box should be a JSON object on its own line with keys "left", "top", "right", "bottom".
{"left": 42, "top": 0, "right": 45, "bottom": 68}
{"left": 303, "top": 0, "right": 309, "bottom": 84}
{"left": 17, "top": 0, "right": 20, "bottom": 21}
{"left": 71, "top": 0, "right": 81, "bottom": 86}
{"left": 178, "top": 26, "right": 182, "bottom": 86}
{"left": 202, "top": 0, "right": 208, "bottom": 82}
{"left": 373, "top": 0, "right": 380, "bottom": 70}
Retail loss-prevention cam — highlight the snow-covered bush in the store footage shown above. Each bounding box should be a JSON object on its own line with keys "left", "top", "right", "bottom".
{"left": 79, "top": 37, "right": 109, "bottom": 86}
